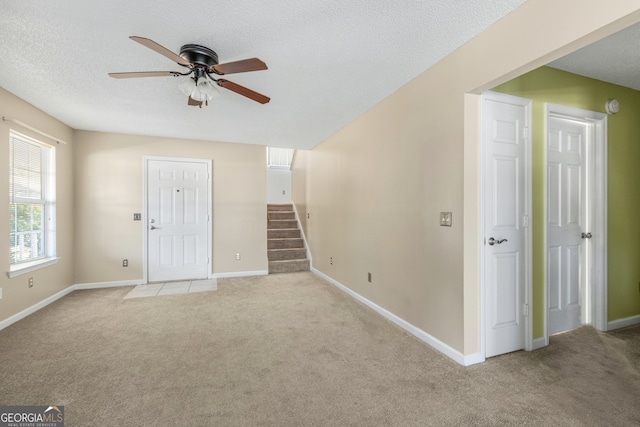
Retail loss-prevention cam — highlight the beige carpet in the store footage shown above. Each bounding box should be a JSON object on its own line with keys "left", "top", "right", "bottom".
{"left": 0, "top": 272, "right": 638, "bottom": 426}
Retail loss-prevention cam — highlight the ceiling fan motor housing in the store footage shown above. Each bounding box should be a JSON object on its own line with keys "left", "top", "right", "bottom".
{"left": 179, "top": 44, "right": 219, "bottom": 67}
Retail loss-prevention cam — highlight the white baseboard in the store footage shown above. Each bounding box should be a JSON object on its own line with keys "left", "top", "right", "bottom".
{"left": 532, "top": 336, "right": 547, "bottom": 350}
{"left": 607, "top": 314, "right": 640, "bottom": 331}
{"left": 1, "top": 279, "right": 144, "bottom": 332}
{"left": 211, "top": 270, "right": 269, "bottom": 279}
{"left": 74, "top": 279, "right": 143, "bottom": 290}
{"left": 0, "top": 285, "right": 75, "bottom": 331}
{"left": 311, "top": 267, "right": 481, "bottom": 366}
{"left": 462, "top": 352, "right": 485, "bottom": 366}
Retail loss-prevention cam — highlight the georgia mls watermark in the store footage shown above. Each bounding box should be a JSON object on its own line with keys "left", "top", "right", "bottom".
{"left": 0, "top": 406, "right": 64, "bottom": 427}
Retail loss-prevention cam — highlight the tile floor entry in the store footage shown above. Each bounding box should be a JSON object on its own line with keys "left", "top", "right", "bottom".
{"left": 124, "top": 279, "right": 218, "bottom": 299}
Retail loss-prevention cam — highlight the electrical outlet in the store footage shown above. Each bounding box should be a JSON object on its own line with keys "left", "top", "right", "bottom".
{"left": 123, "top": 259, "right": 128, "bottom": 267}
{"left": 330, "top": 257, "right": 333, "bottom": 265}
{"left": 235, "top": 252, "right": 241, "bottom": 261}
{"left": 368, "top": 272, "right": 372, "bottom": 283}
{"left": 28, "top": 277, "right": 33, "bottom": 288}
{"left": 282, "top": 190, "right": 286, "bottom": 195}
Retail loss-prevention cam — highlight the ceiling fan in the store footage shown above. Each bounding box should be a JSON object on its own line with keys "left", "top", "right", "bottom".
{"left": 109, "top": 36, "right": 270, "bottom": 107}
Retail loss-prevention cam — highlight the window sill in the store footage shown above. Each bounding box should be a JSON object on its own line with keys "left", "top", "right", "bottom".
{"left": 7, "top": 257, "right": 60, "bottom": 278}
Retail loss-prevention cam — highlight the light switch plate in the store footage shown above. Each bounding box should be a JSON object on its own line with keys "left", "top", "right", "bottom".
{"left": 440, "top": 212, "right": 452, "bottom": 227}
{"left": 133, "top": 213, "right": 142, "bottom": 221}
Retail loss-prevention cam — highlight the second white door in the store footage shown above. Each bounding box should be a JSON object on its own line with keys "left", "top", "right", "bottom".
{"left": 547, "top": 116, "right": 589, "bottom": 335}
{"left": 147, "top": 159, "right": 210, "bottom": 282}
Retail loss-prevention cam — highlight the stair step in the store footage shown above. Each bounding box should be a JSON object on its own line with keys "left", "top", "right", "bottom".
{"left": 267, "top": 204, "right": 293, "bottom": 212}
{"left": 269, "top": 259, "right": 310, "bottom": 274}
{"left": 268, "top": 211, "right": 295, "bottom": 220}
{"left": 268, "top": 229, "right": 300, "bottom": 239}
{"left": 268, "top": 219, "right": 298, "bottom": 229}
{"left": 268, "top": 248, "right": 307, "bottom": 261}
{"left": 268, "top": 238, "right": 304, "bottom": 249}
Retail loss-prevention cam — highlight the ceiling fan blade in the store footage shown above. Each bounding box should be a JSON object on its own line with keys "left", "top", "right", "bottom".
{"left": 130, "top": 36, "right": 191, "bottom": 67}
{"left": 212, "top": 58, "right": 267, "bottom": 75}
{"left": 188, "top": 96, "right": 203, "bottom": 107}
{"left": 217, "top": 79, "right": 270, "bottom": 104}
{"left": 108, "top": 71, "right": 182, "bottom": 79}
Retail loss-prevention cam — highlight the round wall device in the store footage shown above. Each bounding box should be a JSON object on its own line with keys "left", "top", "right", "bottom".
{"left": 605, "top": 99, "right": 620, "bottom": 114}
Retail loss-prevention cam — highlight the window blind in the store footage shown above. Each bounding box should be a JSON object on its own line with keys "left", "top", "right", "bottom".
{"left": 10, "top": 132, "right": 43, "bottom": 202}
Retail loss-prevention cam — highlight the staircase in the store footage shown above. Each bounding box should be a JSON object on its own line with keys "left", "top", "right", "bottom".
{"left": 267, "top": 204, "right": 310, "bottom": 273}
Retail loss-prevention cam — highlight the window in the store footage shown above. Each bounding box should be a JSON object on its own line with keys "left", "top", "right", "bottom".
{"left": 8, "top": 131, "right": 56, "bottom": 276}
{"left": 267, "top": 147, "right": 294, "bottom": 169}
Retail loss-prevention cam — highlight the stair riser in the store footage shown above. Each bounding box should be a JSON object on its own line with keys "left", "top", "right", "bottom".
{"left": 268, "top": 212, "right": 295, "bottom": 220}
{"left": 269, "top": 259, "right": 310, "bottom": 273}
{"left": 268, "top": 229, "right": 300, "bottom": 239}
{"left": 268, "top": 239, "right": 304, "bottom": 249}
{"left": 268, "top": 249, "right": 307, "bottom": 261}
{"left": 267, "top": 204, "right": 293, "bottom": 212}
{"left": 268, "top": 220, "right": 298, "bottom": 229}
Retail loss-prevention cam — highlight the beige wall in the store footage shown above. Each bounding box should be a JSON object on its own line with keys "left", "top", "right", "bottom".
{"left": 0, "top": 88, "right": 75, "bottom": 321}
{"left": 73, "top": 131, "right": 267, "bottom": 284}
{"left": 296, "top": 0, "right": 640, "bottom": 355}
{"left": 290, "top": 149, "right": 309, "bottom": 236}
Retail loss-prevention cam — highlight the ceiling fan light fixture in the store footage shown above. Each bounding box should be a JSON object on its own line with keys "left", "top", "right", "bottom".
{"left": 189, "top": 76, "right": 220, "bottom": 102}
{"left": 197, "top": 77, "right": 219, "bottom": 96}
{"left": 178, "top": 78, "right": 196, "bottom": 96}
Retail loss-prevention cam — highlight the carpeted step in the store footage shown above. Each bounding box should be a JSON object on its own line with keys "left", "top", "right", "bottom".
{"left": 267, "top": 204, "right": 293, "bottom": 212}
{"left": 268, "top": 258, "right": 310, "bottom": 273}
{"left": 268, "top": 248, "right": 307, "bottom": 261}
{"left": 268, "top": 228, "right": 301, "bottom": 239}
{"left": 268, "top": 211, "right": 295, "bottom": 220}
{"left": 268, "top": 219, "right": 298, "bottom": 229}
{"left": 268, "top": 238, "right": 304, "bottom": 249}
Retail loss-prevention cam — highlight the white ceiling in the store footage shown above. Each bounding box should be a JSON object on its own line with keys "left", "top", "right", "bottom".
{"left": 0, "top": 0, "right": 527, "bottom": 149}
{"left": 548, "top": 22, "right": 640, "bottom": 91}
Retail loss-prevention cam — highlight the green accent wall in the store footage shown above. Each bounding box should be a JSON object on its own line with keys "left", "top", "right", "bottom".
{"left": 493, "top": 66, "right": 640, "bottom": 338}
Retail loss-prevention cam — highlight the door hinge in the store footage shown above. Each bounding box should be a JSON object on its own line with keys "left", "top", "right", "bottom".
{"left": 523, "top": 304, "right": 529, "bottom": 316}
{"left": 522, "top": 215, "right": 529, "bottom": 227}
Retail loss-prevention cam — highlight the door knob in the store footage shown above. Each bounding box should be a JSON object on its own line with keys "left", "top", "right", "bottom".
{"left": 488, "top": 237, "right": 508, "bottom": 246}
{"left": 581, "top": 232, "right": 592, "bottom": 239}
{"left": 150, "top": 225, "right": 158, "bottom": 230}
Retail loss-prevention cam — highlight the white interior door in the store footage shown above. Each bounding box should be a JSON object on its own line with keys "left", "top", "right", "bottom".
{"left": 547, "top": 116, "right": 589, "bottom": 334}
{"left": 483, "top": 93, "right": 530, "bottom": 358}
{"left": 147, "top": 159, "right": 210, "bottom": 282}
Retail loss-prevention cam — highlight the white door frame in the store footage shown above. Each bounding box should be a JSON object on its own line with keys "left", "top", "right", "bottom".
{"left": 544, "top": 104, "right": 608, "bottom": 344}
{"left": 142, "top": 156, "right": 213, "bottom": 284}
{"left": 480, "top": 91, "right": 533, "bottom": 358}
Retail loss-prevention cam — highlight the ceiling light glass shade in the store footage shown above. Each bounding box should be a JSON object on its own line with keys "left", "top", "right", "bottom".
{"left": 192, "top": 77, "right": 219, "bottom": 101}
{"left": 178, "top": 78, "right": 196, "bottom": 96}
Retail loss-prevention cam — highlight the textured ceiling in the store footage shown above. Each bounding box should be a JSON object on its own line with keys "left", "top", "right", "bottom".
{"left": 0, "top": 0, "right": 527, "bottom": 149}
{"left": 548, "top": 22, "right": 640, "bottom": 91}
